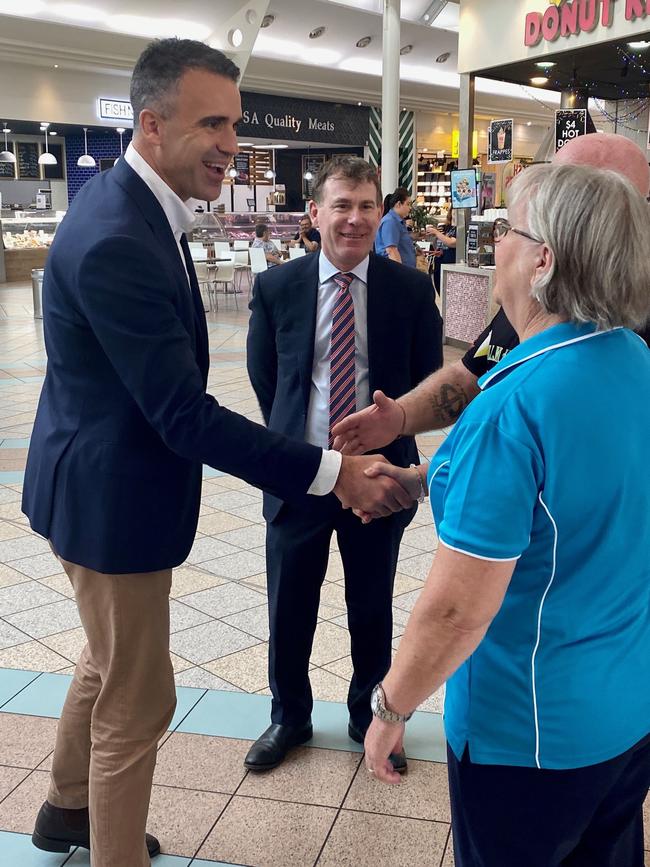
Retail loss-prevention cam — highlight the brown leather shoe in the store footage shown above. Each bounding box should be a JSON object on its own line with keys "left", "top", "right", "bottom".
{"left": 32, "top": 801, "right": 161, "bottom": 857}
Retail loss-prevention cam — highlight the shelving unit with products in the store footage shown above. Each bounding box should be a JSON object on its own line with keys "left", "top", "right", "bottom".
{"left": 416, "top": 150, "right": 453, "bottom": 220}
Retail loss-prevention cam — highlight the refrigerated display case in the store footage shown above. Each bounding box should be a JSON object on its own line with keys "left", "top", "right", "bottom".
{"left": 216, "top": 211, "right": 305, "bottom": 243}
{"left": 1, "top": 210, "right": 64, "bottom": 282}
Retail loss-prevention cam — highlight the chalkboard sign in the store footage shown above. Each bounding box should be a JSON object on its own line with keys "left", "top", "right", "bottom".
{"left": 43, "top": 143, "right": 64, "bottom": 180}
{"left": 17, "top": 142, "right": 40, "bottom": 179}
{"left": 555, "top": 110, "right": 587, "bottom": 153}
{"left": 0, "top": 142, "right": 15, "bottom": 178}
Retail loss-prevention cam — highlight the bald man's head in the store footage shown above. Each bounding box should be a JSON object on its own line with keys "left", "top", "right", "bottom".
{"left": 553, "top": 132, "right": 650, "bottom": 196}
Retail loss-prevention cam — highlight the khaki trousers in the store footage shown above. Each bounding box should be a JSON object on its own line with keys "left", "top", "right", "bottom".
{"left": 47, "top": 555, "right": 176, "bottom": 867}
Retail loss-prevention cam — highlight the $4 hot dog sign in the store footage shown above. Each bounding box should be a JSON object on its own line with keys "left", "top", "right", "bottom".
{"left": 555, "top": 109, "right": 587, "bottom": 152}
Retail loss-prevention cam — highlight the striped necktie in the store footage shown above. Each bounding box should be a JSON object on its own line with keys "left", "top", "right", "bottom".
{"left": 329, "top": 271, "right": 356, "bottom": 448}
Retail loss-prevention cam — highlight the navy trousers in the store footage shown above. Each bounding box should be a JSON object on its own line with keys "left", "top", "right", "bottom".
{"left": 266, "top": 494, "right": 413, "bottom": 731}
{"left": 447, "top": 733, "right": 650, "bottom": 867}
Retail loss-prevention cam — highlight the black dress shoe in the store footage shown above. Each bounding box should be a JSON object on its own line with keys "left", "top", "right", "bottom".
{"left": 32, "top": 801, "right": 161, "bottom": 857}
{"left": 244, "top": 722, "right": 313, "bottom": 771}
{"left": 348, "top": 721, "right": 408, "bottom": 775}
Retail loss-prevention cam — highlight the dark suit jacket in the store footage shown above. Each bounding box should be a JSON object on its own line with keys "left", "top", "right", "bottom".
{"left": 247, "top": 252, "right": 443, "bottom": 522}
{"left": 22, "top": 158, "right": 321, "bottom": 574}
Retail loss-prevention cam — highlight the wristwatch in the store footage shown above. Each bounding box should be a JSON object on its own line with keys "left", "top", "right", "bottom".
{"left": 371, "top": 683, "right": 413, "bottom": 723}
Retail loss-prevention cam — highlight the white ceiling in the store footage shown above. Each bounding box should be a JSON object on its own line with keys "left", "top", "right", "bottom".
{"left": 0, "top": 0, "right": 558, "bottom": 121}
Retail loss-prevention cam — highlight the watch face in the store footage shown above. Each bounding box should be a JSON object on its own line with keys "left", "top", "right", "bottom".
{"left": 371, "top": 686, "right": 379, "bottom": 714}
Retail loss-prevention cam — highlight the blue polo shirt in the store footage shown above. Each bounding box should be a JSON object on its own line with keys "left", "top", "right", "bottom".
{"left": 375, "top": 209, "right": 416, "bottom": 268}
{"left": 428, "top": 322, "right": 650, "bottom": 770}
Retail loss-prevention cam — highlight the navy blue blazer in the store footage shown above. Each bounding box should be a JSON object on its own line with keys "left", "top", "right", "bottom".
{"left": 247, "top": 252, "right": 443, "bottom": 522}
{"left": 22, "top": 159, "right": 321, "bottom": 573}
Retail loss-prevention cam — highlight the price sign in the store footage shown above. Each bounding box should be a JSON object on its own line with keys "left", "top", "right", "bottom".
{"left": 555, "top": 110, "right": 587, "bottom": 153}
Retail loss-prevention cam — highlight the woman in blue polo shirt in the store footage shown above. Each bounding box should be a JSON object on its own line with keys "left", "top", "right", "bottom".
{"left": 375, "top": 187, "right": 416, "bottom": 268}
{"left": 362, "top": 163, "right": 650, "bottom": 867}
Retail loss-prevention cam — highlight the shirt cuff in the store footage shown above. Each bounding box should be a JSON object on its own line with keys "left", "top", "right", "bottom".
{"left": 307, "top": 449, "right": 343, "bottom": 496}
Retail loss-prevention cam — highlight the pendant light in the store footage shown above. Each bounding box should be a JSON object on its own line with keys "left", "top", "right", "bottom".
{"left": 77, "top": 127, "right": 96, "bottom": 167}
{"left": 303, "top": 145, "right": 313, "bottom": 181}
{"left": 0, "top": 124, "right": 15, "bottom": 164}
{"left": 113, "top": 127, "right": 125, "bottom": 166}
{"left": 38, "top": 123, "right": 57, "bottom": 166}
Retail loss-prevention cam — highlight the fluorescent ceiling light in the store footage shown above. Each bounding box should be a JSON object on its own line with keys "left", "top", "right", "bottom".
{"left": 0, "top": 0, "right": 45, "bottom": 13}
{"left": 420, "top": 0, "right": 448, "bottom": 25}
{"left": 238, "top": 142, "right": 253, "bottom": 147}
{"left": 530, "top": 76, "right": 549, "bottom": 85}
{"left": 628, "top": 40, "right": 650, "bottom": 50}
{"left": 252, "top": 144, "right": 288, "bottom": 149}
{"left": 535, "top": 61, "right": 556, "bottom": 69}
{"left": 427, "top": 4, "right": 459, "bottom": 31}
{"left": 52, "top": 3, "right": 106, "bottom": 23}
{"left": 108, "top": 15, "right": 211, "bottom": 41}
{"left": 338, "top": 57, "right": 383, "bottom": 77}
{"left": 252, "top": 33, "right": 303, "bottom": 59}
{"left": 301, "top": 48, "right": 342, "bottom": 66}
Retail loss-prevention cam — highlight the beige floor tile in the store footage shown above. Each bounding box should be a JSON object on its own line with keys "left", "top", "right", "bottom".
{"left": 393, "top": 572, "right": 425, "bottom": 596}
{"left": 318, "top": 809, "right": 449, "bottom": 867}
{"left": 344, "top": 759, "right": 451, "bottom": 822}
{"left": 240, "top": 571, "right": 267, "bottom": 590}
{"left": 169, "top": 652, "right": 194, "bottom": 674}
{"left": 239, "top": 745, "right": 360, "bottom": 807}
{"left": 154, "top": 733, "right": 248, "bottom": 793}
{"left": 321, "top": 655, "right": 354, "bottom": 680}
{"left": 309, "top": 667, "right": 350, "bottom": 703}
{"left": 0, "top": 769, "right": 50, "bottom": 833}
{"left": 170, "top": 566, "right": 226, "bottom": 598}
{"left": 441, "top": 832, "right": 455, "bottom": 866}
{"left": 644, "top": 793, "right": 649, "bottom": 849}
{"left": 41, "top": 626, "right": 87, "bottom": 662}
{"left": 0, "top": 765, "right": 31, "bottom": 800}
{"left": 318, "top": 581, "right": 347, "bottom": 612}
{"left": 147, "top": 784, "right": 229, "bottom": 857}
{"left": 0, "top": 563, "right": 30, "bottom": 589}
{"left": 0, "top": 640, "right": 71, "bottom": 672}
{"left": 0, "top": 714, "right": 59, "bottom": 768}
{"left": 198, "top": 795, "right": 336, "bottom": 867}
{"left": 310, "top": 621, "right": 351, "bottom": 666}
{"left": 0, "top": 521, "right": 28, "bottom": 542}
{"left": 196, "top": 510, "right": 251, "bottom": 536}
{"left": 204, "top": 641, "right": 270, "bottom": 692}
{"left": 325, "top": 551, "right": 345, "bottom": 581}
{"left": 38, "top": 574, "right": 75, "bottom": 598}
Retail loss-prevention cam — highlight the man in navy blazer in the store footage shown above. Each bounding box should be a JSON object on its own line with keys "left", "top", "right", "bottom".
{"left": 22, "top": 41, "right": 412, "bottom": 866}
{"left": 244, "top": 156, "right": 443, "bottom": 772}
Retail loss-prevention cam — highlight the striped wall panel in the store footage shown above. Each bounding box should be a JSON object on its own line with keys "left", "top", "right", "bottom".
{"left": 366, "top": 108, "right": 416, "bottom": 194}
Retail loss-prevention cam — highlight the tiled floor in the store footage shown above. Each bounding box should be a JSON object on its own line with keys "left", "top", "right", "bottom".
{"left": 0, "top": 280, "right": 647, "bottom": 866}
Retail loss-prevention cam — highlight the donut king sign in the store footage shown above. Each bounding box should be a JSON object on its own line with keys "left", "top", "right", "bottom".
{"left": 525, "top": 0, "right": 649, "bottom": 48}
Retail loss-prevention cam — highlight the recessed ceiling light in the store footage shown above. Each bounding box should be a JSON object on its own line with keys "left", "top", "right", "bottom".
{"left": 530, "top": 76, "right": 549, "bottom": 86}
{"left": 54, "top": 64, "right": 59, "bottom": 68}
{"left": 628, "top": 40, "right": 650, "bottom": 50}
{"left": 527, "top": 121, "right": 532, "bottom": 126}
{"left": 40, "top": 122, "right": 50, "bottom": 129}
{"left": 228, "top": 27, "right": 243, "bottom": 48}
{"left": 436, "top": 52, "right": 451, "bottom": 63}
{"left": 535, "top": 61, "right": 556, "bottom": 69}
{"left": 309, "top": 26, "right": 326, "bottom": 39}
{"left": 49, "top": 131, "right": 57, "bottom": 135}
{"left": 245, "top": 9, "right": 257, "bottom": 24}
{"left": 357, "top": 101, "right": 362, "bottom": 106}
{"left": 356, "top": 36, "right": 371, "bottom": 48}
{"left": 400, "top": 44, "right": 413, "bottom": 56}
{"left": 261, "top": 13, "right": 274, "bottom": 27}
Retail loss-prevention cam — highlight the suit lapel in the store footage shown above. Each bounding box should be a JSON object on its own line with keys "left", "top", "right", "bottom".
{"left": 366, "top": 254, "right": 389, "bottom": 399}
{"left": 292, "top": 254, "right": 320, "bottom": 413}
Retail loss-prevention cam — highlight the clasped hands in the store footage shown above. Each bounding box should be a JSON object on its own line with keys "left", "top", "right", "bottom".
{"left": 331, "top": 391, "right": 422, "bottom": 523}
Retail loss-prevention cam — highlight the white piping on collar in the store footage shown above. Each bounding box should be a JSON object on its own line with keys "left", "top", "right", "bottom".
{"left": 480, "top": 328, "right": 622, "bottom": 391}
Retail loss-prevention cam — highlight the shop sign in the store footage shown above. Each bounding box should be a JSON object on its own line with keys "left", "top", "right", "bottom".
{"left": 239, "top": 92, "right": 369, "bottom": 146}
{"left": 233, "top": 153, "right": 250, "bottom": 185}
{"left": 555, "top": 109, "right": 587, "bottom": 151}
{"left": 451, "top": 130, "right": 479, "bottom": 159}
{"left": 488, "top": 119, "right": 514, "bottom": 164}
{"left": 525, "top": 0, "right": 648, "bottom": 48}
{"left": 98, "top": 99, "right": 133, "bottom": 122}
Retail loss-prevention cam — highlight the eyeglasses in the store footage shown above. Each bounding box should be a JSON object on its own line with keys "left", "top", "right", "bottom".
{"left": 493, "top": 218, "right": 543, "bottom": 245}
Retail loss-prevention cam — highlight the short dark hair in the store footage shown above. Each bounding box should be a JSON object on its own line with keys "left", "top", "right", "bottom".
{"left": 311, "top": 156, "right": 381, "bottom": 205}
{"left": 130, "top": 38, "right": 240, "bottom": 129}
{"left": 255, "top": 223, "right": 267, "bottom": 238}
{"left": 390, "top": 187, "right": 411, "bottom": 209}
{"left": 299, "top": 215, "right": 312, "bottom": 224}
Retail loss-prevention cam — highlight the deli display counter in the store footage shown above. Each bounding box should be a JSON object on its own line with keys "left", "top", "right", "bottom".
{"left": 219, "top": 211, "right": 304, "bottom": 243}
{"left": 1, "top": 210, "right": 64, "bottom": 282}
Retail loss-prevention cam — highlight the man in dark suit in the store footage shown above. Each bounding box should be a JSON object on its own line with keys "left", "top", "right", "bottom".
{"left": 244, "top": 156, "right": 443, "bottom": 772}
{"left": 22, "top": 41, "right": 411, "bottom": 866}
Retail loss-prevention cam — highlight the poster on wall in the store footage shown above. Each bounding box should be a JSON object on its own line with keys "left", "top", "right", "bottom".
{"left": 233, "top": 153, "right": 251, "bottom": 185}
{"left": 488, "top": 119, "right": 513, "bottom": 164}
{"left": 480, "top": 172, "right": 497, "bottom": 212}
{"left": 555, "top": 109, "right": 587, "bottom": 153}
{"left": 450, "top": 169, "right": 478, "bottom": 209}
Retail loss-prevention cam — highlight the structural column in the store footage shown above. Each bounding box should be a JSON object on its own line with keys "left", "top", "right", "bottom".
{"left": 381, "top": 0, "right": 401, "bottom": 195}
{"left": 456, "top": 71, "right": 475, "bottom": 263}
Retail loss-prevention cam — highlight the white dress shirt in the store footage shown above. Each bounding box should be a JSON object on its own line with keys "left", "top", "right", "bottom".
{"left": 122, "top": 143, "right": 340, "bottom": 495}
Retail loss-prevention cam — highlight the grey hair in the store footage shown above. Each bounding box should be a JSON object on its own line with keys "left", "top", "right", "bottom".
{"left": 507, "top": 163, "right": 650, "bottom": 330}
{"left": 130, "top": 39, "right": 240, "bottom": 130}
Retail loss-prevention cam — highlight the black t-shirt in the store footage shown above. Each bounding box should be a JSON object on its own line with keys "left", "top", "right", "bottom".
{"left": 462, "top": 308, "right": 650, "bottom": 379}
{"left": 293, "top": 227, "right": 321, "bottom": 248}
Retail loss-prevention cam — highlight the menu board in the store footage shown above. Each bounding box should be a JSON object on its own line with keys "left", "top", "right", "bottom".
{"left": 17, "top": 142, "right": 40, "bottom": 179}
{"left": 0, "top": 143, "right": 15, "bottom": 177}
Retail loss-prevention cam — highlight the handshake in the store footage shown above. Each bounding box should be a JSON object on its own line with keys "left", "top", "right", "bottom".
{"left": 330, "top": 391, "right": 424, "bottom": 523}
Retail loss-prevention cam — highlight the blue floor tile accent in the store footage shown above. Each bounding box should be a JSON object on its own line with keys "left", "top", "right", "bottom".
{"left": 0, "top": 437, "right": 31, "bottom": 448}
{"left": 0, "top": 667, "right": 40, "bottom": 708}
{"left": 169, "top": 687, "right": 208, "bottom": 731}
{"left": 0, "top": 831, "right": 71, "bottom": 866}
{"left": 2, "top": 672, "right": 70, "bottom": 718}
{"left": 202, "top": 466, "right": 225, "bottom": 479}
{"left": 66, "top": 851, "right": 209, "bottom": 866}
{"left": 0, "top": 471, "right": 25, "bottom": 484}
{"left": 176, "top": 690, "right": 269, "bottom": 740}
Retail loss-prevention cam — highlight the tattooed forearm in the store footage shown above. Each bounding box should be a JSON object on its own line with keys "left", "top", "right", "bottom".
{"left": 429, "top": 383, "right": 471, "bottom": 426}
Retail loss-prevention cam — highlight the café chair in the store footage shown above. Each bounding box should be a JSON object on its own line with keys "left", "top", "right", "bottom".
{"left": 289, "top": 247, "right": 306, "bottom": 260}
